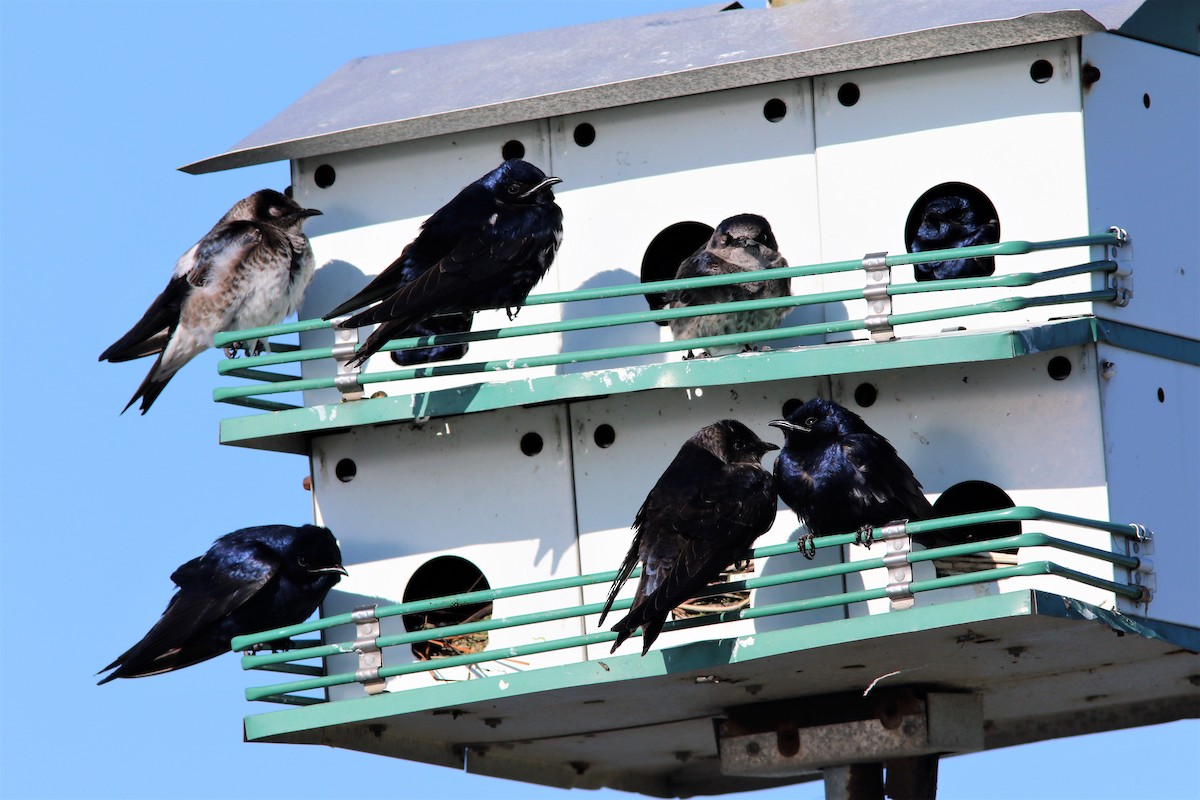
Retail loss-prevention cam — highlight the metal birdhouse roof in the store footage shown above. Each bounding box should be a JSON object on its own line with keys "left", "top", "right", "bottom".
{"left": 182, "top": 0, "right": 1195, "bottom": 174}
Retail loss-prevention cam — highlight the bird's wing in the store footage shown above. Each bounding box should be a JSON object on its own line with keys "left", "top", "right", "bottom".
{"left": 98, "top": 274, "right": 191, "bottom": 362}
{"left": 99, "top": 223, "right": 263, "bottom": 363}
{"left": 341, "top": 223, "right": 544, "bottom": 330}
{"left": 598, "top": 529, "right": 642, "bottom": 627}
{"left": 667, "top": 250, "right": 723, "bottom": 307}
{"left": 843, "top": 434, "right": 935, "bottom": 521}
{"left": 185, "top": 221, "right": 264, "bottom": 288}
{"left": 326, "top": 185, "right": 491, "bottom": 320}
{"left": 615, "top": 463, "right": 776, "bottom": 653}
{"left": 146, "top": 543, "right": 278, "bottom": 654}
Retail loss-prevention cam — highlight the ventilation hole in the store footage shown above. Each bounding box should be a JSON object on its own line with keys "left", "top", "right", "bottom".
{"left": 1143, "top": 93, "right": 1151, "bottom": 109}
{"left": 640, "top": 221, "right": 714, "bottom": 319}
{"left": 402, "top": 556, "right": 491, "bottom": 660}
{"left": 762, "top": 98, "right": 787, "bottom": 122}
{"left": 904, "top": 182, "right": 1001, "bottom": 282}
{"left": 573, "top": 123, "right": 596, "bottom": 147}
{"left": 1157, "top": 387, "right": 1165, "bottom": 403}
{"left": 501, "top": 140, "right": 525, "bottom": 160}
{"left": 837, "top": 83, "right": 860, "bottom": 107}
{"left": 520, "top": 432, "right": 543, "bottom": 456}
{"left": 335, "top": 459, "right": 357, "bottom": 482}
{"left": 853, "top": 383, "right": 877, "bottom": 408}
{"left": 1048, "top": 356, "right": 1072, "bottom": 381}
{"left": 931, "top": 480, "right": 1020, "bottom": 554}
{"left": 314, "top": 164, "right": 336, "bottom": 189}
{"left": 593, "top": 424, "right": 616, "bottom": 448}
{"left": 781, "top": 398, "right": 803, "bottom": 417}
{"left": 1030, "top": 59, "right": 1054, "bottom": 83}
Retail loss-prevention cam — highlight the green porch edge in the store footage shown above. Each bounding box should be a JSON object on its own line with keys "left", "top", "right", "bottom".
{"left": 219, "top": 318, "right": 1199, "bottom": 454}
{"left": 241, "top": 589, "right": 1200, "bottom": 742}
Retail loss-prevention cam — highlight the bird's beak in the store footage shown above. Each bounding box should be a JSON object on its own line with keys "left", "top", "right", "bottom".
{"left": 519, "top": 176, "right": 562, "bottom": 198}
{"left": 298, "top": 208, "right": 323, "bottom": 218}
{"left": 769, "top": 419, "right": 808, "bottom": 433}
{"left": 312, "top": 564, "right": 348, "bottom": 576}
{"left": 759, "top": 442, "right": 780, "bottom": 453}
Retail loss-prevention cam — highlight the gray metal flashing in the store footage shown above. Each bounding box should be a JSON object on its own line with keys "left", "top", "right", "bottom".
{"left": 181, "top": 1, "right": 1171, "bottom": 175}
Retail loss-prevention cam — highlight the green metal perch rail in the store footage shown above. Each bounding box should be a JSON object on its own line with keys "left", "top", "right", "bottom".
{"left": 212, "top": 231, "right": 1127, "bottom": 411}
{"left": 232, "top": 506, "right": 1152, "bottom": 706}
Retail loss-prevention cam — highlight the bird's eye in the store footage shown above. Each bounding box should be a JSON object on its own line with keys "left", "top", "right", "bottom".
{"left": 506, "top": 183, "right": 522, "bottom": 195}
{"left": 268, "top": 206, "right": 284, "bottom": 217}
{"left": 297, "top": 556, "right": 309, "bottom": 568}
{"left": 804, "top": 416, "right": 818, "bottom": 427}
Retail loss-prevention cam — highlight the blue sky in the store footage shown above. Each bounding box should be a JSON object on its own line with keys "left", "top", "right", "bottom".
{"left": 0, "top": 2, "right": 1196, "bottom": 799}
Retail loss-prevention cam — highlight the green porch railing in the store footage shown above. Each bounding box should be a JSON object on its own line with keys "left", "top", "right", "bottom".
{"left": 232, "top": 506, "right": 1151, "bottom": 706}
{"left": 212, "top": 231, "right": 1126, "bottom": 411}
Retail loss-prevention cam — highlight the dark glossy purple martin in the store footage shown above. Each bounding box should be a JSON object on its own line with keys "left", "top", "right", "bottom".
{"left": 770, "top": 398, "right": 935, "bottom": 557}
{"left": 909, "top": 193, "right": 998, "bottom": 281}
{"left": 98, "top": 524, "right": 345, "bottom": 684}
{"left": 665, "top": 214, "right": 791, "bottom": 358}
{"left": 326, "top": 159, "right": 563, "bottom": 368}
{"left": 99, "top": 189, "right": 321, "bottom": 413}
{"left": 600, "top": 420, "right": 778, "bottom": 656}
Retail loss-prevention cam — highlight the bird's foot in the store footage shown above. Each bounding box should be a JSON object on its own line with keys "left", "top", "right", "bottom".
{"left": 682, "top": 350, "right": 697, "bottom": 360}
{"left": 740, "top": 344, "right": 761, "bottom": 353}
{"left": 855, "top": 524, "right": 876, "bottom": 548}
{"left": 224, "top": 343, "right": 241, "bottom": 359}
{"left": 799, "top": 534, "right": 817, "bottom": 560}
{"left": 506, "top": 307, "right": 520, "bottom": 322}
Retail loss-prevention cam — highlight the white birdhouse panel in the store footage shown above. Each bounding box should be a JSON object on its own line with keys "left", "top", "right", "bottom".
{"left": 292, "top": 123, "right": 562, "bottom": 402}
{"left": 548, "top": 82, "right": 824, "bottom": 369}
{"left": 831, "top": 347, "right": 1123, "bottom": 616}
{"left": 570, "top": 377, "right": 845, "bottom": 660}
{"left": 814, "top": 42, "right": 1095, "bottom": 342}
{"left": 1097, "top": 345, "right": 1199, "bottom": 626}
{"left": 309, "top": 404, "right": 585, "bottom": 699}
{"left": 1082, "top": 33, "right": 1200, "bottom": 341}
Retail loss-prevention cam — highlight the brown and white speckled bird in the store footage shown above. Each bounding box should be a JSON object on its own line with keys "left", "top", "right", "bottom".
{"left": 599, "top": 419, "right": 779, "bottom": 655}
{"left": 99, "top": 190, "right": 321, "bottom": 414}
{"left": 665, "top": 213, "right": 791, "bottom": 359}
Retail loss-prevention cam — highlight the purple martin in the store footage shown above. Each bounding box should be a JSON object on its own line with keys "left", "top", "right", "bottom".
{"left": 325, "top": 159, "right": 563, "bottom": 368}
{"left": 769, "top": 398, "right": 934, "bottom": 557}
{"left": 99, "top": 189, "right": 321, "bottom": 414}
{"left": 600, "top": 420, "right": 779, "bottom": 655}
{"left": 908, "top": 193, "right": 999, "bottom": 281}
{"left": 665, "top": 214, "right": 790, "bottom": 359}
{"left": 98, "top": 524, "right": 345, "bottom": 684}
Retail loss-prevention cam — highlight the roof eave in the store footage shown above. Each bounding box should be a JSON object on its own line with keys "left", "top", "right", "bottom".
{"left": 180, "top": 9, "right": 1104, "bottom": 176}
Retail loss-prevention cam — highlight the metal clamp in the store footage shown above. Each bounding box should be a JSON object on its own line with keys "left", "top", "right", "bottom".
{"left": 330, "top": 317, "right": 365, "bottom": 402}
{"left": 352, "top": 605, "right": 386, "bottom": 695}
{"left": 880, "top": 522, "right": 914, "bottom": 610}
{"left": 1106, "top": 226, "right": 1133, "bottom": 306}
{"left": 861, "top": 252, "right": 894, "bottom": 342}
{"left": 1127, "top": 525, "right": 1155, "bottom": 608}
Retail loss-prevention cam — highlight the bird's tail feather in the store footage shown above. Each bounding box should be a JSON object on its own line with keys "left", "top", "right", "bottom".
{"left": 121, "top": 356, "right": 174, "bottom": 415}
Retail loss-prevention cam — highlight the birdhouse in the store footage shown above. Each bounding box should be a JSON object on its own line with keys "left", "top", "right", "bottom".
{"left": 189, "top": 1, "right": 1199, "bottom": 796}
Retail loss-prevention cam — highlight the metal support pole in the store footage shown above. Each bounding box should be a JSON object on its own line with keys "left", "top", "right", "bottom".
{"left": 885, "top": 755, "right": 939, "bottom": 800}
{"left": 823, "top": 763, "right": 884, "bottom": 800}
